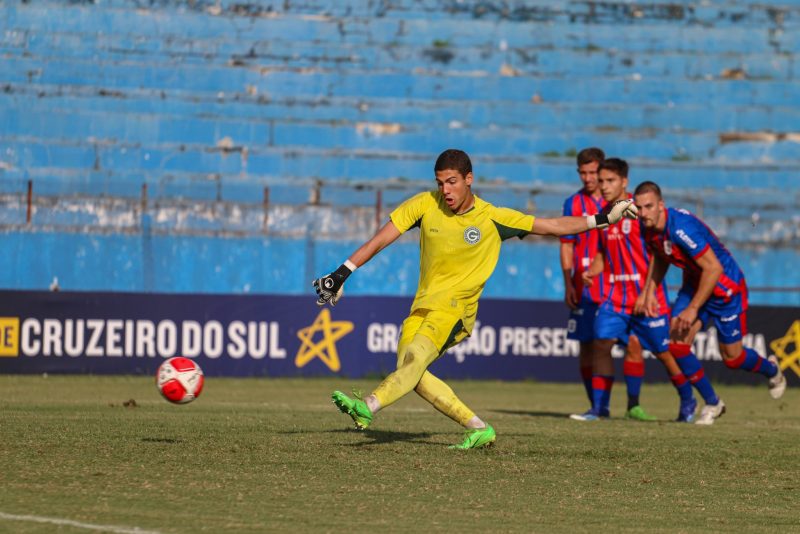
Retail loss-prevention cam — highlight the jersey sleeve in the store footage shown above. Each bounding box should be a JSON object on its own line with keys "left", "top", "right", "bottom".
{"left": 490, "top": 206, "right": 536, "bottom": 241}
{"left": 673, "top": 214, "right": 711, "bottom": 260}
{"left": 560, "top": 195, "right": 577, "bottom": 243}
{"left": 389, "top": 192, "right": 432, "bottom": 234}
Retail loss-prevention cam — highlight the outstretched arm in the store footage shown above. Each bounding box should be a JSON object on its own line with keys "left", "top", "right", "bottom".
{"left": 348, "top": 220, "right": 402, "bottom": 267}
{"left": 312, "top": 220, "right": 402, "bottom": 306}
{"left": 531, "top": 199, "right": 638, "bottom": 237}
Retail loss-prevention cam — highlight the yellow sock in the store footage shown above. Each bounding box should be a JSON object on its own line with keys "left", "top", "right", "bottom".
{"left": 372, "top": 334, "right": 438, "bottom": 409}
{"left": 415, "top": 371, "right": 476, "bottom": 427}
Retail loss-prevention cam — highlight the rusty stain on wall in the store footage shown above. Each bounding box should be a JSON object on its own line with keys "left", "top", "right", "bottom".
{"left": 355, "top": 123, "right": 402, "bottom": 137}
{"left": 720, "top": 132, "right": 800, "bottom": 143}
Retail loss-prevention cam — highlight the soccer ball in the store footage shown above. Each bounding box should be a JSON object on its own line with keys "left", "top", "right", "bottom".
{"left": 156, "top": 357, "right": 204, "bottom": 404}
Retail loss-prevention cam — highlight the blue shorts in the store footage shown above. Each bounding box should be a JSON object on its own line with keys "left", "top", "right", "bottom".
{"left": 594, "top": 304, "right": 670, "bottom": 354}
{"left": 566, "top": 300, "right": 599, "bottom": 343}
{"left": 673, "top": 288, "right": 745, "bottom": 344}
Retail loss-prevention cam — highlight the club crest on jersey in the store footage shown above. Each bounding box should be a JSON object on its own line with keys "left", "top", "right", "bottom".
{"left": 621, "top": 219, "right": 632, "bottom": 234}
{"left": 464, "top": 226, "right": 481, "bottom": 245}
{"left": 664, "top": 241, "right": 673, "bottom": 255}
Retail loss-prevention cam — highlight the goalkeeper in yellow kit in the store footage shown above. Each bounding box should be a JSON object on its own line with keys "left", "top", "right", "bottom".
{"left": 313, "top": 149, "right": 638, "bottom": 449}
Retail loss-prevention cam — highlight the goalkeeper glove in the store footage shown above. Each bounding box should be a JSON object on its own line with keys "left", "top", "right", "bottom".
{"left": 312, "top": 262, "right": 354, "bottom": 306}
{"left": 587, "top": 199, "right": 638, "bottom": 229}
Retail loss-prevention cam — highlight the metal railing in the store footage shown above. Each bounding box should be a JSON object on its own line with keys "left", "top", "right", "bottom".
{"left": 2, "top": 178, "right": 799, "bottom": 247}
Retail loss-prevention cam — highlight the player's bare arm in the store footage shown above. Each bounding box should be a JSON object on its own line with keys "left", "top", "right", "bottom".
{"left": 313, "top": 221, "right": 402, "bottom": 306}
{"left": 532, "top": 199, "right": 638, "bottom": 237}
{"left": 560, "top": 242, "right": 578, "bottom": 309}
{"left": 348, "top": 220, "right": 402, "bottom": 267}
{"left": 582, "top": 250, "right": 604, "bottom": 288}
{"left": 636, "top": 254, "right": 670, "bottom": 317}
{"left": 674, "top": 248, "right": 724, "bottom": 335}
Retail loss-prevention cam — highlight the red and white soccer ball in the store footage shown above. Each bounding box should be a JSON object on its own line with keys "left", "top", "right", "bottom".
{"left": 156, "top": 357, "right": 204, "bottom": 404}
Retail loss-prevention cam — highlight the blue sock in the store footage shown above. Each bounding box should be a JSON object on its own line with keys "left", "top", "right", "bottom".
{"left": 591, "top": 375, "right": 614, "bottom": 416}
{"left": 670, "top": 373, "right": 694, "bottom": 402}
{"left": 725, "top": 347, "right": 778, "bottom": 378}
{"left": 670, "top": 344, "right": 720, "bottom": 405}
{"left": 624, "top": 360, "right": 644, "bottom": 409}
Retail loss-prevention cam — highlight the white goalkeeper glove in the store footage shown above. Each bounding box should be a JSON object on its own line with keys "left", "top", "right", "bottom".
{"left": 312, "top": 262, "right": 355, "bottom": 306}
{"left": 587, "top": 199, "right": 639, "bottom": 229}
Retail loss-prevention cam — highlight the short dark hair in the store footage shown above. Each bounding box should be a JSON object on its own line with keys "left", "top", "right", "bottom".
{"left": 435, "top": 149, "right": 472, "bottom": 176}
{"left": 598, "top": 157, "right": 629, "bottom": 178}
{"left": 577, "top": 147, "right": 605, "bottom": 166}
{"left": 634, "top": 181, "right": 662, "bottom": 199}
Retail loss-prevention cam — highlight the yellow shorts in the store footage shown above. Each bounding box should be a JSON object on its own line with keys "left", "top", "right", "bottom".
{"left": 399, "top": 308, "right": 473, "bottom": 356}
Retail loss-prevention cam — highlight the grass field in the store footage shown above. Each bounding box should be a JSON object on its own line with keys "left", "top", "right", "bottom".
{"left": 0, "top": 375, "right": 798, "bottom": 533}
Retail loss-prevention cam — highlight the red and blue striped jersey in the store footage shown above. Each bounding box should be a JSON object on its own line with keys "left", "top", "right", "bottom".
{"left": 643, "top": 207, "right": 746, "bottom": 304}
{"left": 598, "top": 199, "right": 670, "bottom": 315}
{"left": 561, "top": 190, "right": 607, "bottom": 304}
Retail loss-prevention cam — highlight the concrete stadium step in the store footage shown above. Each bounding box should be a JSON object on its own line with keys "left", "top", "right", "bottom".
{"left": 4, "top": 86, "right": 800, "bottom": 135}
{"left": 4, "top": 4, "right": 798, "bottom": 59}
{"left": 6, "top": 1, "right": 799, "bottom": 33}
{"left": 4, "top": 55, "right": 799, "bottom": 109}
{"left": 1, "top": 184, "right": 793, "bottom": 244}
{"left": 2, "top": 140, "right": 799, "bottom": 192}
{"left": 3, "top": 107, "right": 756, "bottom": 162}
{"left": 3, "top": 30, "right": 795, "bottom": 84}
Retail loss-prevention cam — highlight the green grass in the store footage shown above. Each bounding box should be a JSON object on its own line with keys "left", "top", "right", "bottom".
{"left": 0, "top": 375, "right": 798, "bottom": 533}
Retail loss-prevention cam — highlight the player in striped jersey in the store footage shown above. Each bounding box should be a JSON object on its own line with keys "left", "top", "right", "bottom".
{"left": 570, "top": 158, "right": 699, "bottom": 423}
{"left": 634, "top": 181, "right": 786, "bottom": 424}
{"left": 560, "top": 148, "right": 651, "bottom": 420}
{"left": 314, "top": 149, "right": 639, "bottom": 448}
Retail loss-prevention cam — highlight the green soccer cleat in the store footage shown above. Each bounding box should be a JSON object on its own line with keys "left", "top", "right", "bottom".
{"left": 625, "top": 405, "right": 658, "bottom": 422}
{"left": 331, "top": 390, "right": 373, "bottom": 430}
{"left": 449, "top": 425, "right": 496, "bottom": 450}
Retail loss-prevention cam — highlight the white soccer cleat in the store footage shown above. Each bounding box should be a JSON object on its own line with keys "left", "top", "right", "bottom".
{"left": 569, "top": 411, "right": 601, "bottom": 422}
{"left": 695, "top": 400, "right": 726, "bottom": 425}
{"left": 767, "top": 355, "right": 787, "bottom": 400}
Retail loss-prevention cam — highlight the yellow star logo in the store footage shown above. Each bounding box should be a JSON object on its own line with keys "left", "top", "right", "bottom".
{"left": 295, "top": 308, "right": 354, "bottom": 372}
{"left": 770, "top": 320, "right": 800, "bottom": 378}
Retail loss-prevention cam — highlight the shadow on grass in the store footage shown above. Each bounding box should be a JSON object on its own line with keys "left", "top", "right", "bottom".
{"left": 141, "top": 437, "right": 184, "bottom": 444}
{"left": 350, "top": 429, "right": 436, "bottom": 447}
{"left": 491, "top": 408, "right": 572, "bottom": 419}
{"left": 281, "top": 428, "right": 439, "bottom": 446}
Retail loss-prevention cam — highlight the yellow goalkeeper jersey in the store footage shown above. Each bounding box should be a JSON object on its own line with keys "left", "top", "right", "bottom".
{"left": 390, "top": 191, "right": 535, "bottom": 329}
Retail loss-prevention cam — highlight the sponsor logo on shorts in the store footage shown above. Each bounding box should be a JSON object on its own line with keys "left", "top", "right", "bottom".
{"left": 647, "top": 318, "right": 666, "bottom": 328}
{"left": 720, "top": 314, "right": 738, "bottom": 322}
{"left": 464, "top": 226, "right": 481, "bottom": 244}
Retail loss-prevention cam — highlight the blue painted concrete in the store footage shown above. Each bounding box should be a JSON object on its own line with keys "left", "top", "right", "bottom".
{"left": 1, "top": 231, "right": 797, "bottom": 306}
